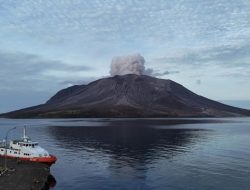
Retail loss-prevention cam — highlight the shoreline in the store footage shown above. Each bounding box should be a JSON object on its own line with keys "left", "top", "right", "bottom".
{"left": 0, "top": 157, "right": 55, "bottom": 190}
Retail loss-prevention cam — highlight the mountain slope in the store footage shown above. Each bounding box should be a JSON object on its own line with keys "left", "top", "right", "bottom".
{"left": 1, "top": 74, "right": 250, "bottom": 118}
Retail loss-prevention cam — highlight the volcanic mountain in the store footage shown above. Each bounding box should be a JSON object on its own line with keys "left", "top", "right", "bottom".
{"left": 1, "top": 74, "right": 250, "bottom": 118}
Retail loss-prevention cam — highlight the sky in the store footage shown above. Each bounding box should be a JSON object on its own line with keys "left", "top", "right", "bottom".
{"left": 0, "top": 0, "right": 250, "bottom": 113}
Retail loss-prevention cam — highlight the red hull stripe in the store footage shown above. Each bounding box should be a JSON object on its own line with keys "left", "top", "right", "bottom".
{"left": 0, "top": 154, "right": 57, "bottom": 166}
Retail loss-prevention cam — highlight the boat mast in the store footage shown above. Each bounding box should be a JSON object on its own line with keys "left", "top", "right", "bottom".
{"left": 22, "top": 126, "right": 29, "bottom": 142}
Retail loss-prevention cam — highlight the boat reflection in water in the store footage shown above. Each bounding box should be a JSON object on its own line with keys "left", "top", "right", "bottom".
{"left": 44, "top": 174, "right": 57, "bottom": 190}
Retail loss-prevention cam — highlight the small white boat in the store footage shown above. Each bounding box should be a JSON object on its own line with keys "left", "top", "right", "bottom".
{"left": 0, "top": 127, "right": 56, "bottom": 166}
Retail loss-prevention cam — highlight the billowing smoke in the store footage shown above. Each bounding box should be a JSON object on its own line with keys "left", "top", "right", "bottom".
{"left": 110, "top": 54, "right": 146, "bottom": 76}
{"left": 109, "top": 53, "right": 179, "bottom": 77}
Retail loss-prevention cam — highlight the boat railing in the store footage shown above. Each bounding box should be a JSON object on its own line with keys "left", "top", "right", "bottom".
{"left": 0, "top": 140, "right": 6, "bottom": 148}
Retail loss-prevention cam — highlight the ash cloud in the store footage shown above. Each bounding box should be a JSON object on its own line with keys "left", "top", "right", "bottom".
{"left": 109, "top": 53, "right": 180, "bottom": 77}
{"left": 110, "top": 54, "right": 146, "bottom": 76}
{"left": 153, "top": 70, "right": 180, "bottom": 77}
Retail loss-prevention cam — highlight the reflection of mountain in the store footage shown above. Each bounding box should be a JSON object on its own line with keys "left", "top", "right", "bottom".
{"left": 46, "top": 120, "right": 211, "bottom": 178}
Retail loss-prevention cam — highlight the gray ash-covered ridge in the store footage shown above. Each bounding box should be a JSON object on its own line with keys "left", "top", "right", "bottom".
{"left": 1, "top": 74, "right": 250, "bottom": 118}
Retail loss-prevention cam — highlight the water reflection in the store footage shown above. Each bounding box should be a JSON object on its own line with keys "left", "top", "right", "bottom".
{"left": 47, "top": 120, "right": 211, "bottom": 180}
{"left": 2, "top": 118, "right": 250, "bottom": 190}
{"left": 45, "top": 174, "right": 57, "bottom": 190}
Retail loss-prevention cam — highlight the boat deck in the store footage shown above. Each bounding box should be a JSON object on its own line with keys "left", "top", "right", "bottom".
{"left": 0, "top": 143, "right": 10, "bottom": 149}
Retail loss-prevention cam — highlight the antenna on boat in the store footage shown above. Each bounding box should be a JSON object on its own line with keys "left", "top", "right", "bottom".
{"left": 22, "top": 126, "right": 29, "bottom": 142}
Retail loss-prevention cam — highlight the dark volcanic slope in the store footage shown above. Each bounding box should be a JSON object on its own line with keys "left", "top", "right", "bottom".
{"left": 2, "top": 74, "right": 250, "bottom": 118}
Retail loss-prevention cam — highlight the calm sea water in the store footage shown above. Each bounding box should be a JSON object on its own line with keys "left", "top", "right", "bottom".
{"left": 0, "top": 118, "right": 250, "bottom": 190}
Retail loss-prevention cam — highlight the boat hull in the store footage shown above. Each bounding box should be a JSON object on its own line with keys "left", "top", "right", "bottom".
{"left": 0, "top": 154, "right": 57, "bottom": 166}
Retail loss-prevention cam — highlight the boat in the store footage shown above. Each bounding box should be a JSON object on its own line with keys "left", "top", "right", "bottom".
{"left": 0, "top": 127, "right": 57, "bottom": 166}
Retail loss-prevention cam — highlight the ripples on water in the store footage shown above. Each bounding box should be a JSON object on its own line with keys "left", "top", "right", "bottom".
{"left": 0, "top": 118, "right": 250, "bottom": 190}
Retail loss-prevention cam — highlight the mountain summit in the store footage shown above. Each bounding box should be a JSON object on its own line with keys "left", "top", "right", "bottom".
{"left": 2, "top": 74, "right": 250, "bottom": 118}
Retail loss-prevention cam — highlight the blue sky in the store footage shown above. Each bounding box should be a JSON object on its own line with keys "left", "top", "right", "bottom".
{"left": 0, "top": 0, "right": 250, "bottom": 113}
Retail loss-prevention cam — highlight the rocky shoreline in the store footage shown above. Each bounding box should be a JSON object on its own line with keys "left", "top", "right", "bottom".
{"left": 0, "top": 157, "right": 56, "bottom": 190}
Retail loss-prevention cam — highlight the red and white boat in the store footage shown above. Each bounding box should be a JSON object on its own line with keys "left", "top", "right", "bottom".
{"left": 0, "top": 127, "right": 57, "bottom": 166}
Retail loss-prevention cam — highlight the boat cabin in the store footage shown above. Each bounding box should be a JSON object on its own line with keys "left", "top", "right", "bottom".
{"left": 10, "top": 140, "right": 39, "bottom": 150}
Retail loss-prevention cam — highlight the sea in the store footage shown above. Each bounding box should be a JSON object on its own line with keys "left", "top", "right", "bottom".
{"left": 0, "top": 117, "right": 250, "bottom": 190}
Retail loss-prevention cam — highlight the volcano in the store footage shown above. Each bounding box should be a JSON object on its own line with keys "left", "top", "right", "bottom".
{"left": 1, "top": 74, "right": 250, "bottom": 118}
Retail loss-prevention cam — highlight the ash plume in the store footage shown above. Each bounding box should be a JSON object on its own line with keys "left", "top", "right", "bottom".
{"left": 110, "top": 54, "right": 146, "bottom": 76}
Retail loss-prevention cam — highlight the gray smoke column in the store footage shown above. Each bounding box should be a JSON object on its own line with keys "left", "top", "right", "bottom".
{"left": 110, "top": 54, "right": 146, "bottom": 76}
